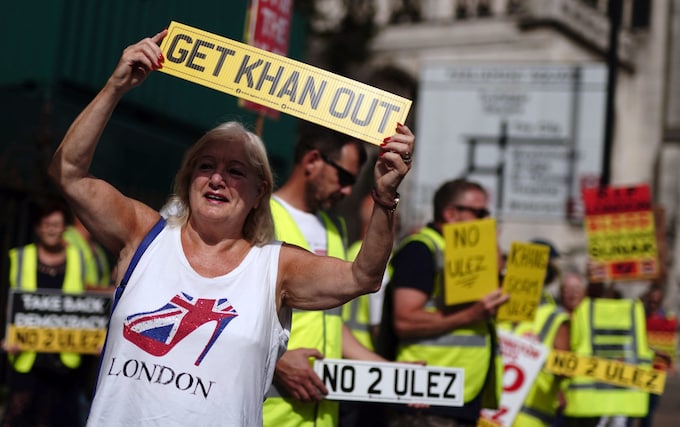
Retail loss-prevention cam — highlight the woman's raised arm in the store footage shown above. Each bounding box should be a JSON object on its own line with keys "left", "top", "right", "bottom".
{"left": 278, "top": 124, "right": 414, "bottom": 311}
{"left": 48, "top": 30, "right": 167, "bottom": 257}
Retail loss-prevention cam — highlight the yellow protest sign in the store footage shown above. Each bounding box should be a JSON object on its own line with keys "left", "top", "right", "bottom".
{"left": 158, "top": 21, "right": 412, "bottom": 145}
{"left": 497, "top": 242, "right": 549, "bottom": 322}
{"left": 477, "top": 417, "right": 501, "bottom": 427}
{"left": 544, "top": 349, "right": 666, "bottom": 395}
{"left": 6, "top": 326, "right": 106, "bottom": 354}
{"left": 442, "top": 218, "right": 498, "bottom": 306}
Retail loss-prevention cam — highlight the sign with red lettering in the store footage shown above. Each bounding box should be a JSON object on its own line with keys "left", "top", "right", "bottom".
{"left": 646, "top": 312, "right": 678, "bottom": 369}
{"left": 582, "top": 184, "right": 659, "bottom": 281}
{"left": 242, "top": 0, "right": 294, "bottom": 118}
{"left": 480, "top": 331, "right": 548, "bottom": 426}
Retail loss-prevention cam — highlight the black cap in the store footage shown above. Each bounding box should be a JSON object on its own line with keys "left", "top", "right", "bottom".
{"left": 530, "top": 238, "right": 560, "bottom": 260}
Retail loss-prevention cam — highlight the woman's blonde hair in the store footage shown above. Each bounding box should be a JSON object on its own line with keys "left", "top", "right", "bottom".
{"left": 161, "top": 121, "right": 275, "bottom": 245}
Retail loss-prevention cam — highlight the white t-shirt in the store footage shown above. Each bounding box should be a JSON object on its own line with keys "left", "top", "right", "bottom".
{"left": 272, "top": 196, "right": 327, "bottom": 255}
{"left": 87, "top": 225, "right": 290, "bottom": 426}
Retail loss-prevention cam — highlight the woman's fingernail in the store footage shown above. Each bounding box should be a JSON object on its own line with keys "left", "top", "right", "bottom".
{"left": 383, "top": 137, "right": 390, "bottom": 142}
{"left": 159, "top": 53, "right": 165, "bottom": 62}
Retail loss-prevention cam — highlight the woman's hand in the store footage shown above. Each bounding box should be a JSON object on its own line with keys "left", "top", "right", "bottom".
{"left": 374, "top": 123, "right": 415, "bottom": 199}
{"left": 107, "top": 29, "right": 167, "bottom": 95}
{"left": 1, "top": 338, "right": 21, "bottom": 355}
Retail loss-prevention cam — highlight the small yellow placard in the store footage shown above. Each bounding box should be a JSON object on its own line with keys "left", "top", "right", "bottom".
{"left": 497, "top": 242, "right": 549, "bottom": 322}
{"left": 544, "top": 349, "right": 666, "bottom": 395}
{"left": 477, "top": 417, "right": 501, "bottom": 427}
{"left": 159, "top": 21, "right": 412, "bottom": 145}
{"left": 6, "top": 326, "right": 106, "bottom": 354}
{"left": 442, "top": 218, "right": 498, "bottom": 306}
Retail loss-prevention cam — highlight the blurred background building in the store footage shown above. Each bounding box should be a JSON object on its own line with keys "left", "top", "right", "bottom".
{"left": 311, "top": 0, "right": 680, "bottom": 307}
{"left": 1, "top": 0, "right": 679, "bottom": 358}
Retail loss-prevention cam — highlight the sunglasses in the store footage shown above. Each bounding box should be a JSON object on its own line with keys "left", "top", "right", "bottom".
{"left": 320, "top": 153, "right": 356, "bottom": 187}
{"left": 454, "top": 205, "right": 490, "bottom": 219}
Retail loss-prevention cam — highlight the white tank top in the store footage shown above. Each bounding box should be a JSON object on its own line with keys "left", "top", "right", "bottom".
{"left": 87, "top": 225, "right": 290, "bottom": 426}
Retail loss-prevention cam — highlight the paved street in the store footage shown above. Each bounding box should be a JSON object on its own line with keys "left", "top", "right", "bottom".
{"left": 651, "top": 371, "right": 680, "bottom": 427}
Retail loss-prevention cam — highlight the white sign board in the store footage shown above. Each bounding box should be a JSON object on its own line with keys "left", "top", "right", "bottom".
{"left": 313, "top": 359, "right": 464, "bottom": 406}
{"left": 410, "top": 63, "right": 606, "bottom": 226}
{"left": 480, "top": 330, "right": 549, "bottom": 426}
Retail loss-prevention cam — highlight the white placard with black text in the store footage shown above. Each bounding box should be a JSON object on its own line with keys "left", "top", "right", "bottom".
{"left": 313, "top": 359, "right": 464, "bottom": 406}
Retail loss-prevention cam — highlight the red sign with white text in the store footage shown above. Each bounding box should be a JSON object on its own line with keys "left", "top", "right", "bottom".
{"left": 242, "top": 0, "right": 293, "bottom": 118}
{"left": 479, "top": 331, "right": 548, "bottom": 427}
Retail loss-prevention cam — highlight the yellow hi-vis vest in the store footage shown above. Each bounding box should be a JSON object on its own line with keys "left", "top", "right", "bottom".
{"left": 564, "top": 297, "right": 652, "bottom": 417}
{"left": 264, "top": 199, "right": 347, "bottom": 427}
{"left": 63, "top": 226, "right": 111, "bottom": 287}
{"left": 499, "top": 304, "right": 569, "bottom": 427}
{"left": 393, "top": 226, "right": 502, "bottom": 408}
{"left": 8, "top": 243, "right": 85, "bottom": 373}
{"left": 342, "top": 241, "right": 374, "bottom": 350}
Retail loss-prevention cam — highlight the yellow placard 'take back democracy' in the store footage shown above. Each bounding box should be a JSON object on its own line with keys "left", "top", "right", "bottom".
{"left": 158, "top": 21, "right": 412, "bottom": 145}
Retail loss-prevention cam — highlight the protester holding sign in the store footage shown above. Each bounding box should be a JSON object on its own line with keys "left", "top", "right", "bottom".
{"left": 558, "top": 269, "right": 588, "bottom": 316}
{"left": 562, "top": 296, "right": 653, "bottom": 426}
{"left": 496, "top": 293, "right": 570, "bottom": 427}
{"left": 4, "top": 196, "right": 88, "bottom": 427}
{"left": 48, "top": 29, "right": 414, "bottom": 427}
{"left": 386, "top": 178, "right": 509, "bottom": 426}
{"left": 264, "top": 122, "right": 396, "bottom": 427}
{"left": 63, "top": 216, "right": 112, "bottom": 288}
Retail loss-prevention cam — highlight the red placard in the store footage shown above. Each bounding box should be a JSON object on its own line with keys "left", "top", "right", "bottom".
{"left": 582, "top": 184, "right": 652, "bottom": 216}
{"left": 242, "top": 0, "right": 293, "bottom": 118}
{"left": 582, "top": 184, "right": 659, "bottom": 281}
{"left": 647, "top": 313, "right": 678, "bottom": 370}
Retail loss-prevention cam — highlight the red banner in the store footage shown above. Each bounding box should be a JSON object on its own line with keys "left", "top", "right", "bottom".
{"left": 242, "top": 0, "right": 293, "bottom": 118}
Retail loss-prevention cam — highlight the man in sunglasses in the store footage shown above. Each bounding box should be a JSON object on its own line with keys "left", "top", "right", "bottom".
{"left": 264, "top": 122, "right": 395, "bottom": 427}
{"left": 385, "top": 178, "right": 510, "bottom": 427}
